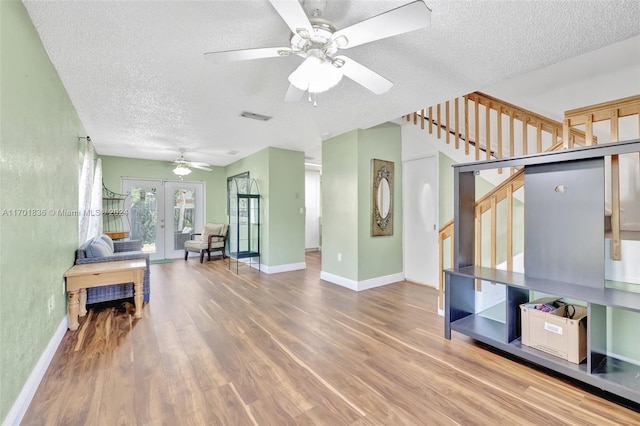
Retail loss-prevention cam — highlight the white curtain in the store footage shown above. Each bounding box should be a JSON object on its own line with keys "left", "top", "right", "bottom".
{"left": 87, "top": 158, "right": 103, "bottom": 239}
{"left": 78, "top": 142, "right": 94, "bottom": 245}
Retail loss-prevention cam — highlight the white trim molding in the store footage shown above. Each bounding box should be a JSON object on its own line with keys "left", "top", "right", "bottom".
{"left": 3, "top": 315, "right": 68, "bottom": 426}
{"left": 248, "top": 262, "right": 306, "bottom": 274}
{"left": 320, "top": 271, "right": 404, "bottom": 291}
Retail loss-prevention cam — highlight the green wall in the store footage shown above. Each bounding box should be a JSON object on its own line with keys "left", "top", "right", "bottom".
{"left": 100, "top": 155, "right": 227, "bottom": 224}
{"left": 266, "top": 148, "right": 306, "bottom": 266}
{"left": 0, "top": 0, "right": 86, "bottom": 419}
{"left": 322, "top": 124, "right": 403, "bottom": 283}
{"left": 322, "top": 131, "right": 359, "bottom": 280}
{"left": 357, "top": 124, "right": 403, "bottom": 281}
{"left": 225, "top": 147, "right": 305, "bottom": 268}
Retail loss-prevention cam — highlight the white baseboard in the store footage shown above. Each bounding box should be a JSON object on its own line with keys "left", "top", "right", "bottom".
{"left": 320, "top": 271, "right": 404, "bottom": 291}
{"left": 3, "top": 315, "right": 68, "bottom": 426}
{"left": 258, "top": 262, "right": 306, "bottom": 274}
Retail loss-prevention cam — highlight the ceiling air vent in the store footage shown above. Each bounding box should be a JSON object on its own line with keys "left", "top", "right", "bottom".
{"left": 240, "top": 111, "right": 272, "bottom": 121}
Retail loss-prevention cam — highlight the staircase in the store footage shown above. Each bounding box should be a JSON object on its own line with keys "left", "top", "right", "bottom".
{"left": 404, "top": 93, "right": 640, "bottom": 310}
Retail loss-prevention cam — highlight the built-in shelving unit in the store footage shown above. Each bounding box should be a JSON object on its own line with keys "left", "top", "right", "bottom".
{"left": 444, "top": 138, "right": 640, "bottom": 405}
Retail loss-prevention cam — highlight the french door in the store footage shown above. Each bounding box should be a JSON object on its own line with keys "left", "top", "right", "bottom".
{"left": 122, "top": 179, "right": 205, "bottom": 260}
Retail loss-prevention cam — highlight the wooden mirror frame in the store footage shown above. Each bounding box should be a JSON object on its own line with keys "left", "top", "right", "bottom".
{"left": 371, "top": 158, "right": 394, "bottom": 236}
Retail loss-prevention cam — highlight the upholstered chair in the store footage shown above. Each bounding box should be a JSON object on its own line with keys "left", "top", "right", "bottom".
{"left": 184, "top": 223, "right": 228, "bottom": 263}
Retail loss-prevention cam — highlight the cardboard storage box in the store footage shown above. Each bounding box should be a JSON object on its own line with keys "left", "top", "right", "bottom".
{"left": 520, "top": 297, "right": 587, "bottom": 364}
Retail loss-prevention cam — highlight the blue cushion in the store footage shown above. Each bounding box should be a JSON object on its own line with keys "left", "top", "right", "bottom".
{"left": 85, "top": 237, "right": 112, "bottom": 258}
{"left": 99, "top": 234, "right": 114, "bottom": 252}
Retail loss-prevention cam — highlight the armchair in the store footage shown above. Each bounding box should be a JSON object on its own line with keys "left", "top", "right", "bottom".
{"left": 75, "top": 236, "right": 150, "bottom": 304}
{"left": 184, "top": 223, "right": 228, "bottom": 263}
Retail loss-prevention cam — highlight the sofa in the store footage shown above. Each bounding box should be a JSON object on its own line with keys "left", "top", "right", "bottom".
{"left": 75, "top": 235, "right": 150, "bottom": 304}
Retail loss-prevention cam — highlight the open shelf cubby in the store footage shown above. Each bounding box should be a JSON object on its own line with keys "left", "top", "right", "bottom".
{"left": 444, "top": 139, "right": 640, "bottom": 405}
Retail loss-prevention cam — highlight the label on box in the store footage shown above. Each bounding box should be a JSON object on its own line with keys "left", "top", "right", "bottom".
{"left": 544, "top": 322, "right": 563, "bottom": 335}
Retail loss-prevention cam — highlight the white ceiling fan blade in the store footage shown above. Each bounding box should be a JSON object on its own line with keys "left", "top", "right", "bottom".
{"left": 189, "top": 161, "right": 211, "bottom": 168}
{"left": 190, "top": 164, "right": 213, "bottom": 171}
{"left": 332, "top": 1, "right": 431, "bottom": 49}
{"left": 336, "top": 55, "right": 393, "bottom": 95}
{"left": 284, "top": 84, "right": 305, "bottom": 102}
{"left": 269, "top": 0, "right": 313, "bottom": 36}
{"left": 204, "top": 47, "right": 291, "bottom": 63}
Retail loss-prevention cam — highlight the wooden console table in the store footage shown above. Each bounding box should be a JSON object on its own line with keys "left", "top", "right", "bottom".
{"left": 64, "top": 259, "right": 147, "bottom": 330}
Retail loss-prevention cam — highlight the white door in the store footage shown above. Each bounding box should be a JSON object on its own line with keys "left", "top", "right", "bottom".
{"left": 305, "top": 169, "right": 321, "bottom": 249}
{"left": 122, "top": 179, "right": 204, "bottom": 260}
{"left": 403, "top": 155, "right": 438, "bottom": 287}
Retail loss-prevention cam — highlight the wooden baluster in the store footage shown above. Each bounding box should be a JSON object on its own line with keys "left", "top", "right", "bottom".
{"left": 586, "top": 115, "right": 594, "bottom": 145}
{"left": 464, "top": 96, "right": 470, "bottom": 155}
{"left": 509, "top": 112, "right": 515, "bottom": 174}
{"left": 497, "top": 108, "right": 503, "bottom": 174}
{"left": 552, "top": 128, "right": 558, "bottom": 150}
{"left": 522, "top": 117, "right": 528, "bottom": 155}
{"left": 475, "top": 206, "right": 482, "bottom": 291}
{"left": 446, "top": 101, "right": 451, "bottom": 144}
{"left": 486, "top": 104, "right": 491, "bottom": 160}
{"left": 563, "top": 118, "right": 571, "bottom": 149}
{"left": 413, "top": 111, "right": 417, "bottom": 125}
{"left": 406, "top": 114, "right": 410, "bottom": 122}
{"left": 611, "top": 109, "right": 621, "bottom": 260}
{"left": 475, "top": 99, "right": 480, "bottom": 160}
{"left": 455, "top": 98, "right": 460, "bottom": 150}
{"left": 536, "top": 122, "right": 542, "bottom": 153}
{"left": 506, "top": 186, "right": 513, "bottom": 272}
{"left": 421, "top": 108, "right": 425, "bottom": 130}
{"left": 490, "top": 197, "right": 497, "bottom": 270}
{"left": 428, "top": 106, "right": 433, "bottom": 134}
{"left": 437, "top": 104, "right": 442, "bottom": 139}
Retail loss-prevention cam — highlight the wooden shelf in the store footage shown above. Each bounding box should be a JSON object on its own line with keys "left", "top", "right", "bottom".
{"left": 451, "top": 314, "right": 506, "bottom": 344}
{"left": 448, "top": 266, "right": 640, "bottom": 313}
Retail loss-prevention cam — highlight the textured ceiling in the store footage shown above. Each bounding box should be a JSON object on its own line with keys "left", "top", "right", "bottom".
{"left": 23, "top": 0, "right": 640, "bottom": 166}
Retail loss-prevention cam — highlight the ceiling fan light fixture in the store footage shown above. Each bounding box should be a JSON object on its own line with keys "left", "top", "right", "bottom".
{"left": 173, "top": 165, "right": 192, "bottom": 176}
{"left": 288, "top": 55, "right": 343, "bottom": 93}
{"left": 296, "top": 28, "right": 310, "bottom": 39}
{"left": 333, "top": 34, "right": 348, "bottom": 48}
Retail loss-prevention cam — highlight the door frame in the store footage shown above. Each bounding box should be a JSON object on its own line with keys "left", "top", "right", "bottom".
{"left": 121, "top": 178, "right": 205, "bottom": 260}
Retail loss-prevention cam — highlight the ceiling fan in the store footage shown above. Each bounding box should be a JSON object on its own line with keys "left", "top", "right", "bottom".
{"left": 171, "top": 149, "right": 212, "bottom": 177}
{"left": 204, "top": 0, "right": 431, "bottom": 105}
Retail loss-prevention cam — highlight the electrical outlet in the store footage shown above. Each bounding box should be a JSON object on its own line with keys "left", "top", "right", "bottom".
{"left": 338, "top": 253, "right": 342, "bottom": 262}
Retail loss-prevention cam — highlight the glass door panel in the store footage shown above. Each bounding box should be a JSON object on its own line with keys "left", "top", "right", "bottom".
{"left": 164, "top": 181, "right": 204, "bottom": 259}
{"left": 122, "top": 179, "right": 164, "bottom": 261}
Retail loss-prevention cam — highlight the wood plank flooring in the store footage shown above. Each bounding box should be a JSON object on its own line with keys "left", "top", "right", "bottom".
{"left": 23, "top": 252, "right": 640, "bottom": 425}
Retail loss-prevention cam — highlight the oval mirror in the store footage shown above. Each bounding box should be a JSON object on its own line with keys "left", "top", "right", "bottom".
{"left": 377, "top": 177, "right": 391, "bottom": 219}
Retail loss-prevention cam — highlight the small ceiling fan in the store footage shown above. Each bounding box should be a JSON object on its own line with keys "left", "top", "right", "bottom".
{"left": 171, "top": 149, "right": 212, "bottom": 176}
{"left": 204, "top": 0, "right": 431, "bottom": 104}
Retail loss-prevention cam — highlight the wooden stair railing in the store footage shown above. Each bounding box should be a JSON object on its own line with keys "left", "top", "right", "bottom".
{"left": 405, "top": 91, "right": 591, "bottom": 173}
{"left": 409, "top": 92, "right": 639, "bottom": 309}
{"left": 564, "top": 95, "right": 640, "bottom": 261}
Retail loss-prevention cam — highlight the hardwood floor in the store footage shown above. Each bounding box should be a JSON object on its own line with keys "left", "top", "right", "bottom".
{"left": 24, "top": 252, "right": 640, "bottom": 425}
